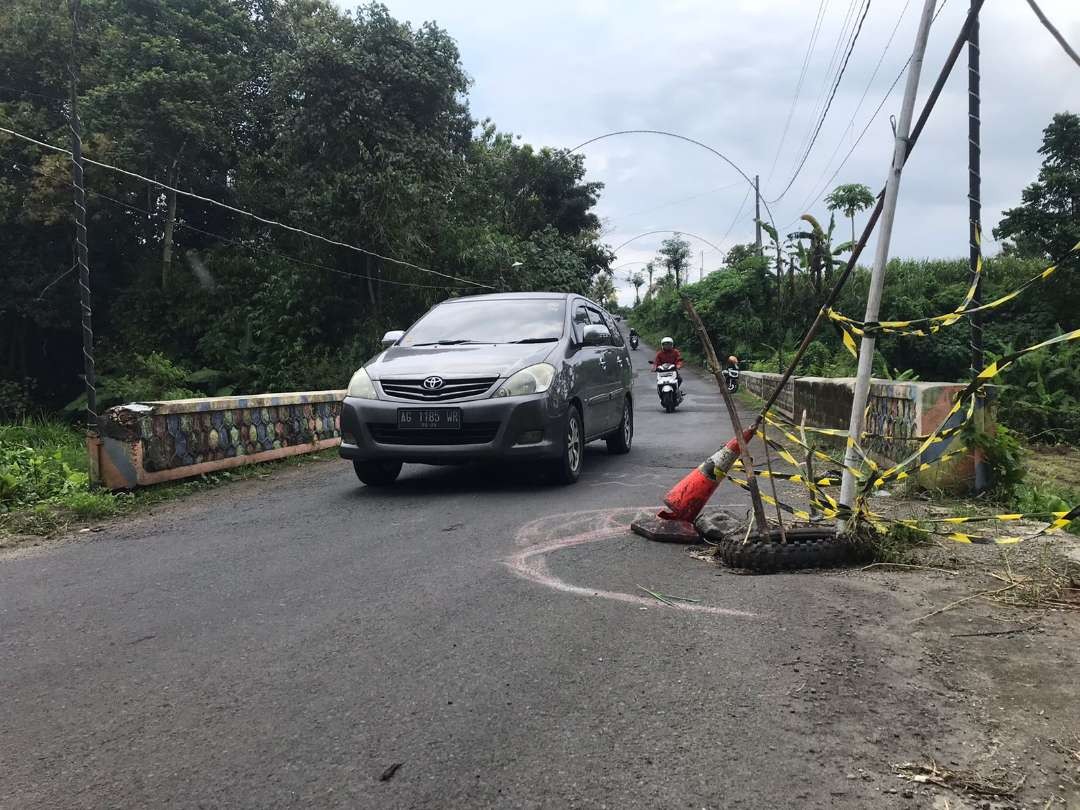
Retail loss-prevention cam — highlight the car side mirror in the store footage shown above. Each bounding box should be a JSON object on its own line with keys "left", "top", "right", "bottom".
{"left": 381, "top": 330, "right": 405, "bottom": 348}
{"left": 582, "top": 324, "right": 610, "bottom": 346}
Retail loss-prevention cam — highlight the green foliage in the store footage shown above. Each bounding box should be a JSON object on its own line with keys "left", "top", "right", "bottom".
{"left": 1013, "top": 484, "right": 1080, "bottom": 536}
{"left": 989, "top": 333, "right": 1080, "bottom": 444}
{"left": 964, "top": 424, "right": 1027, "bottom": 501}
{"left": 0, "top": 0, "right": 609, "bottom": 412}
{"left": 825, "top": 182, "right": 875, "bottom": 244}
{"left": 658, "top": 233, "right": 692, "bottom": 289}
{"left": 0, "top": 420, "right": 90, "bottom": 510}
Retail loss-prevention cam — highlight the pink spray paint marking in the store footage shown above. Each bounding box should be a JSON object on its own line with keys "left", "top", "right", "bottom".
{"left": 505, "top": 507, "right": 756, "bottom": 618}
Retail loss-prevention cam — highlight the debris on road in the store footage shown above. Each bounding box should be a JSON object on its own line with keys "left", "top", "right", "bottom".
{"left": 379, "top": 762, "right": 403, "bottom": 782}
{"left": 896, "top": 760, "right": 1025, "bottom": 798}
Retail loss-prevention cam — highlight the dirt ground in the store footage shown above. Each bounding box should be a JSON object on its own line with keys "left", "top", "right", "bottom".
{"left": 688, "top": 511, "right": 1080, "bottom": 810}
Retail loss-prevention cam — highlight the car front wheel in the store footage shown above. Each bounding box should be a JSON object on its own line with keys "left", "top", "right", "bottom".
{"left": 606, "top": 397, "right": 633, "bottom": 454}
{"left": 353, "top": 459, "right": 402, "bottom": 486}
{"left": 550, "top": 405, "right": 583, "bottom": 485}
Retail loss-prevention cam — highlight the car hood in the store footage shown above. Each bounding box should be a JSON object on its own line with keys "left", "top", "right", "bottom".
{"left": 368, "top": 343, "right": 558, "bottom": 379}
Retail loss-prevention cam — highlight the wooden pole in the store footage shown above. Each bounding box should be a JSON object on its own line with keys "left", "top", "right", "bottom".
{"left": 681, "top": 296, "right": 768, "bottom": 535}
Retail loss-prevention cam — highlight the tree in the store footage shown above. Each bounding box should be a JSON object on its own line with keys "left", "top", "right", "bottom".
{"left": 0, "top": 0, "right": 612, "bottom": 411}
{"left": 590, "top": 271, "right": 617, "bottom": 310}
{"left": 994, "top": 112, "right": 1080, "bottom": 262}
{"left": 658, "top": 233, "right": 691, "bottom": 289}
{"left": 724, "top": 243, "right": 757, "bottom": 268}
{"left": 644, "top": 260, "right": 656, "bottom": 291}
{"left": 630, "top": 272, "right": 645, "bottom": 305}
{"left": 825, "top": 183, "right": 875, "bottom": 246}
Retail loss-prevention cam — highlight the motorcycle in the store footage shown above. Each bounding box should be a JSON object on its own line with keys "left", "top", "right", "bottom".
{"left": 628, "top": 332, "right": 640, "bottom": 349}
{"left": 650, "top": 361, "right": 683, "bottom": 412}
{"left": 722, "top": 366, "right": 740, "bottom": 393}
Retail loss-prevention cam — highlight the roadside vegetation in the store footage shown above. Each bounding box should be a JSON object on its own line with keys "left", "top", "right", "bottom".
{"left": 633, "top": 112, "right": 1080, "bottom": 455}
{"left": 1, "top": 0, "right": 615, "bottom": 522}
{"left": 1, "top": 0, "right": 612, "bottom": 421}
{"left": 0, "top": 417, "right": 337, "bottom": 544}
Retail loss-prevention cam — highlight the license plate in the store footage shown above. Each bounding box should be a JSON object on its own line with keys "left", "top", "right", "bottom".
{"left": 397, "top": 408, "right": 462, "bottom": 430}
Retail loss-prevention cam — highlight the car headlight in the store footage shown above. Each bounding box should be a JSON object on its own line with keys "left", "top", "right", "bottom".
{"left": 493, "top": 363, "right": 556, "bottom": 398}
{"left": 347, "top": 368, "right": 378, "bottom": 399}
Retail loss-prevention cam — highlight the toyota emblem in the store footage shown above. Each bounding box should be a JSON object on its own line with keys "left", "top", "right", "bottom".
{"left": 422, "top": 376, "right": 445, "bottom": 391}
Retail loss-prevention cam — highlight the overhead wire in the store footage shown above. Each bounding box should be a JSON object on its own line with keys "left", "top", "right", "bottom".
{"left": 84, "top": 187, "right": 473, "bottom": 291}
{"left": 765, "top": 0, "right": 831, "bottom": 184}
{"left": 781, "top": 0, "right": 951, "bottom": 226}
{"left": 617, "top": 180, "right": 744, "bottom": 220}
{"left": 0, "top": 122, "right": 493, "bottom": 290}
{"left": 766, "top": 0, "right": 874, "bottom": 205}
{"left": 610, "top": 229, "right": 725, "bottom": 254}
{"left": 3, "top": 155, "right": 474, "bottom": 292}
{"left": 784, "top": 0, "right": 861, "bottom": 177}
{"left": 1024, "top": 0, "right": 1080, "bottom": 69}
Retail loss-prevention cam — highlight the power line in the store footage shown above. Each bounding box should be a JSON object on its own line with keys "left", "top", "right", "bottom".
{"left": 568, "top": 129, "right": 779, "bottom": 233}
{"left": 617, "top": 180, "right": 744, "bottom": 220}
{"left": 719, "top": 186, "right": 754, "bottom": 248}
{"left": 1025, "top": 0, "right": 1080, "bottom": 69}
{"left": 83, "top": 186, "right": 473, "bottom": 291}
{"left": 765, "top": 0, "right": 831, "bottom": 184}
{"left": 610, "top": 230, "right": 725, "bottom": 254}
{"left": 0, "top": 122, "right": 493, "bottom": 290}
{"left": 785, "top": 0, "right": 861, "bottom": 175}
{"left": 766, "top": 0, "right": 874, "bottom": 205}
{"left": 5, "top": 156, "right": 475, "bottom": 292}
{"left": 782, "top": 0, "right": 951, "bottom": 225}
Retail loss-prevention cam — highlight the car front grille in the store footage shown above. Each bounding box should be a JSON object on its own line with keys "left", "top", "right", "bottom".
{"left": 368, "top": 422, "right": 500, "bottom": 446}
{"left": 379, "top": 377, "right": 498, "bottom": 402}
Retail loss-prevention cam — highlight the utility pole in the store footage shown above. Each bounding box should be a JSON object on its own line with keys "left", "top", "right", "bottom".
{"left": 838, "top": 0, "right": 938, "bottom": 528}
{"left": 699, "top": 250, "right": 704, "bottom": 282}
{"left": 753, "top": 174, "right": 762, "bottom": 253}
{"left": 69, "top": 0, "right": 97, "bottom": 437}
{"left": 968, "top": 0, "right": 988, "bottom": 492}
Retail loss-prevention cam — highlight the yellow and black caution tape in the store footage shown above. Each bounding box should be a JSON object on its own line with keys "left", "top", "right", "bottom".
{"left": 890, "top": 504, "right": 1080, "bottom": 545}
{"left": 728, "top": 474, "right": 833, "bottom": 522}
{"left": 861, "top": 327, "right": 1080, "bottom": 497}
{"left": 827, "top": 239, "right": 1080, "bottom": 354}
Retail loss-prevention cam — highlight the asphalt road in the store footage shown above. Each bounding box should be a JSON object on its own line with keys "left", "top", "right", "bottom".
{"left": 1, "top": 348, "right": 967, "bottom": 809}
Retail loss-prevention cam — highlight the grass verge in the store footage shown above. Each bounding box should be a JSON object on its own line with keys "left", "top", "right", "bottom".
{"left": 1, "top": 417, "right": 337, "bottom": 547}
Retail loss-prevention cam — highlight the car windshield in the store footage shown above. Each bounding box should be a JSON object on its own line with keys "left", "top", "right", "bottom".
{"left": 400, "top": 299, "right": 567, "bottom": 346}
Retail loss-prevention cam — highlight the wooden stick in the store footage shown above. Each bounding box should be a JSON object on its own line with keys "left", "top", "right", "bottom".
{"left": 680, "top": 295, "right": 768, "bottom": 536}
{"left": 910, "top": 583, "right": 1019, "bottom": 623}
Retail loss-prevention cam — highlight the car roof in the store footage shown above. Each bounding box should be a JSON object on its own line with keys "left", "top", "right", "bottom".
{"left": 442, "top": 291, "right": 576, "bottom": 303}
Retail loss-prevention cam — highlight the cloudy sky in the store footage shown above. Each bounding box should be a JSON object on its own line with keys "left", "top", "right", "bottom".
{"left": 370, "top": 0, "right": 1078, "bottom": 304}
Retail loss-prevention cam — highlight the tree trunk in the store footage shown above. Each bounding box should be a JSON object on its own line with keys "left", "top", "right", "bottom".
{"left": 162, "top": 186, "right": 177, "bottom": 289}
{"left": 161, "top": 141, "right": 186, "bottom": 289}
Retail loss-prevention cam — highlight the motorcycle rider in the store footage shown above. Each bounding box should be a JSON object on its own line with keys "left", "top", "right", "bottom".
{"left": 651, "top": 337, "right": 684, "bottom": 388}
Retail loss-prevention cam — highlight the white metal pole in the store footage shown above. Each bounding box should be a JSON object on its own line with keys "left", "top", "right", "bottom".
{"left": 838, "top": 0, "right": 938, "bottom": 528}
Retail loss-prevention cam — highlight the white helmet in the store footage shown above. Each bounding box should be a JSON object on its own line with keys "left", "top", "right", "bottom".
{"left": 661, "top": 336, "right": 674, "bottom": 348}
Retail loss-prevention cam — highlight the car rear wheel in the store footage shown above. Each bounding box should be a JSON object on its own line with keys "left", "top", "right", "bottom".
{"left": 353, "top": 459, "right": 402, "bottom": 486}
{"left": 606, "top": 397, "right": 633, "bottom": 454}
{"left": 550, "top": 405, "right": 583, "bottom": 485}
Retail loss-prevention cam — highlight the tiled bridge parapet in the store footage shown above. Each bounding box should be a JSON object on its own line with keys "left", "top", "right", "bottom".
{"left": 92, "top": 391, "right": 345, "bottom": 490}
{"left": 740, "top": 372, "right": 992, "bottom": 492}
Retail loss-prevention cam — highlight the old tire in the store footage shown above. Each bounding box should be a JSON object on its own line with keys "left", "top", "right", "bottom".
{"left": 606, "top": 397, "right": 633, "bottom": 455}
{"left": 353, "top": 459, "right": 402, "bottom": 486}
{"left": 696, "top": 513, "right": 854, "bottom": 572}
{"left": 550, "top": 405, "right": 583, "bottom": 485}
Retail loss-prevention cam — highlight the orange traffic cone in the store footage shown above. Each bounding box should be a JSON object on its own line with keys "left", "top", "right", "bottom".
{"left": 632, "top": 428, "right": 754, "bottom": 542}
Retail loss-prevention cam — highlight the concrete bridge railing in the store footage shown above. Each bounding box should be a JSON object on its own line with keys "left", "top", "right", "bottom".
{"left": 91, "top": 391, "right": 344, "bottom": 490}
{"left": 740, "top": 372, "right": 991, "bottom": 491}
